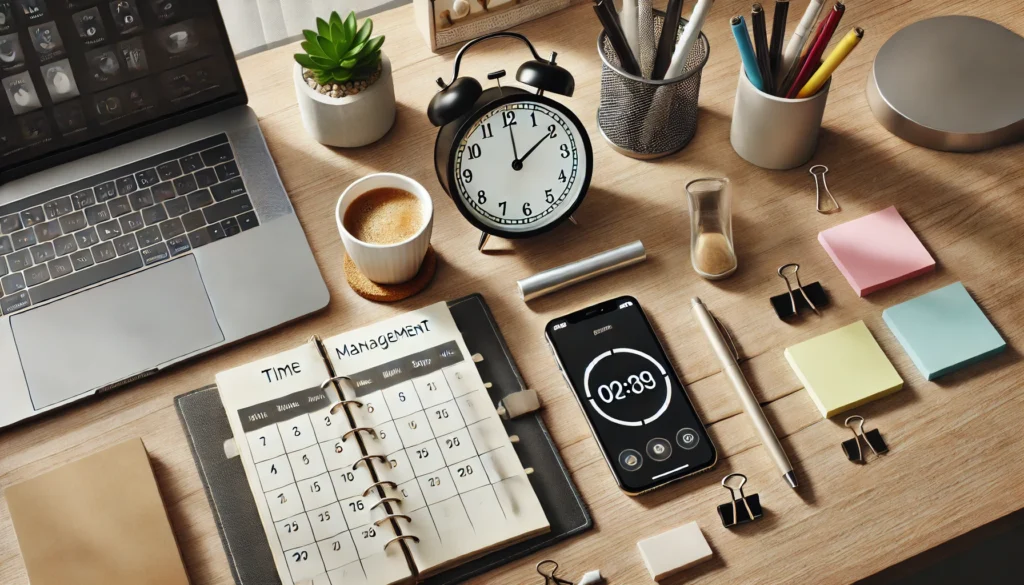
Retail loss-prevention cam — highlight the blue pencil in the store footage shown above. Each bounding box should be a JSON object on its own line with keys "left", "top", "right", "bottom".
{"left": 731, "top": 15, "right": 765, "bottom": 92}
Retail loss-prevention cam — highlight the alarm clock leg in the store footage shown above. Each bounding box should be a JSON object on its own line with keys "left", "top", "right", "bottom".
{"left": 569, "top": 215, "right": 578, "bottom": 226}
{"left": 478, "top": 232, "right": 492, "bottom": 251}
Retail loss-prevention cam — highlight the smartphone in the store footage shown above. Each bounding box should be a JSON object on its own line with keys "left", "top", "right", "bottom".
{"left": 545, "top": 296, "right": 717, "bottom": 495}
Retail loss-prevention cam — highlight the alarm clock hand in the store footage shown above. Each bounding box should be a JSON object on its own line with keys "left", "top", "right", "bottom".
{"left": 513, "top": 133, "right": 550, "bottom": 170}
{"left": 507, "top": 125, "right": 520, "bottom": 165}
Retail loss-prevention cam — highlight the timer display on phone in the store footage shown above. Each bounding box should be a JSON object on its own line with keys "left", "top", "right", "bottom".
{"left": 546, "top": 296, "right": 716, "bottom": 494}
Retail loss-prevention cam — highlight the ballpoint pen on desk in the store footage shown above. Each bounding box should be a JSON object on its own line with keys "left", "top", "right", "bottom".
{"left": 731, "top": 15, "right": 764, "bottom": 92}
{"left": 691, "top": 298, "right": 799, "bottom": 489}
{"left": 779, "top": 0, "right": 824, "bottom": 87}
{"left": 751, "top": 3, "right": 774, "bottom": 94}
{"left": 594, "top": 0, "right": 642, "bottom": 76}
{"left": 785, "top": 1, "right": 844, "bottom": 98}
{"left": 620, "top": 0, "right": 641, "bottom": 67}
{"left": 768, "top": 0, "right": 789, "bottom": 80}
{"left": 797, "top": 26, "right": 863, "bottom": 98}
{"left": 665, "top": 0, "right": 715, "bottom": 79}
{"left": 652, "top": 0, "right": 685, "bottom": 80}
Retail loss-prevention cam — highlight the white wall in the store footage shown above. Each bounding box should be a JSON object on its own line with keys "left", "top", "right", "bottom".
{"left": 218, "top": 0, "right": 409, "bottom": 56}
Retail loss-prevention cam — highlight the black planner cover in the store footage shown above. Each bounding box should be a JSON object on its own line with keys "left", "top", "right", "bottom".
{"left": 175, "top": 294, "right": 592, "bottom": 585}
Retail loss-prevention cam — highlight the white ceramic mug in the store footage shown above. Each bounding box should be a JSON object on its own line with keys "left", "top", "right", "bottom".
{"left": 335, "top": 173, "right": 434, "bottom": 284}
{"left": 730, "top": 68, "right": 832, "bottom": 170}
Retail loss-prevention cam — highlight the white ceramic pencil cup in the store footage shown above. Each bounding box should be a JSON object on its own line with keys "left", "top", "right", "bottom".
{"left": 335, "top": 173, "right": 434, "bottom": 285}
{"left": 730, "top": 68, "right": 831, "bottom": 170}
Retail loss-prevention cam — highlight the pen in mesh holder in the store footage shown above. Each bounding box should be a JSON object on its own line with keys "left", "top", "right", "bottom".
{"left": 597, "top": 13, "right": 711, "bottom": 159}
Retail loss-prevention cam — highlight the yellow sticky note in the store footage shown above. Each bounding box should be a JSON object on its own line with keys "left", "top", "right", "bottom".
{"left": 785, "top": 321, "right": 903, "bottom": 418}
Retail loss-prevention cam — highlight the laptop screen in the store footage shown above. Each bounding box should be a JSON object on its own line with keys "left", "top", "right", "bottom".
{"left": 0, "top": 0, "right": 245, "bottom": 182}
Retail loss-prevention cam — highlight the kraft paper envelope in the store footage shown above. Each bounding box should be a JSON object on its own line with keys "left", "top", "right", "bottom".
{"left": 5, "top": 438, "right": 191, "bottom": 585}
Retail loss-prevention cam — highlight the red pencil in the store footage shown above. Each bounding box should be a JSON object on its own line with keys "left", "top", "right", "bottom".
{"left": 785, "top": 2, "right": 845, "bottom": 98}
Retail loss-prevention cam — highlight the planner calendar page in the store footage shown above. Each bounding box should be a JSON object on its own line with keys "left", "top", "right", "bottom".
{"left": 217, "top": 341, "right": 415, "bottom": 585}
{"left": 321, "top": 302, "right": 550, "bottom": 577}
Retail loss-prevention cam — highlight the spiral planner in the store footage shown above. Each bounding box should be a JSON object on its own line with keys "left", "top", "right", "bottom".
{"left": 188, "top": 296, "right": 589, "bottom": 585}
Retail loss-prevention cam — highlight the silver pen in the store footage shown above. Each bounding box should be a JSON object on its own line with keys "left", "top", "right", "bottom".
{"left": 691, "top": 297, "right": 798, "bottom": 488}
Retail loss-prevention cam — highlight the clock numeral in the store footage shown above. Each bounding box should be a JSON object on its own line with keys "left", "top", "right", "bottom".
{"left": 477, "top": 190, "right": 486, "bottom": 204}
{"left": 480, "top": 122, "right": 493, "bottom": 139}
{"left": 559, "top": 169, "right": 567, "bottom": 183}
{"left": 502, "top": 111, "right": 516, "bottom": 127}
{"left": 530, "top": 112, "right": 537, "bottom": 127}
{"left": 544, "top": 188, "right": 554, "bottom": 204}
{"left": 522, "top": 202, "right": 533, "bottom": 216}
{"left": 467, "top": 143, "right": 482, "bottom": 159}
{"left": 547, "top": 124, "right": 557, "bottom": 139}
{"left": 462, "top": 169, "right": 473, "bottom": 183}
{"left": 559, "top": 143, "right": 570, "bottom": 158}
{"left": 498, "top": 201, "right": 506, "bottom": 216}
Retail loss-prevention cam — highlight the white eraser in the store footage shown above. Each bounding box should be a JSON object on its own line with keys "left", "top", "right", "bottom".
{"left": 578, "top": 570, "right": 603, "bottom": 585}
{"left": 636, "top": 521, "right": 713, "bottom": 581}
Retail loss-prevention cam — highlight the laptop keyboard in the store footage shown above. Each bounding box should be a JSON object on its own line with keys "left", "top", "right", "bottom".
{"left": 0, "top": 134, "right": 260, "bottom": 317}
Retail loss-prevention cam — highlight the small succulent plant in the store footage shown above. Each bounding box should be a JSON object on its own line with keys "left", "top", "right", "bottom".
{"left": 294, "top": 11, "right": 385, "bottom": 86}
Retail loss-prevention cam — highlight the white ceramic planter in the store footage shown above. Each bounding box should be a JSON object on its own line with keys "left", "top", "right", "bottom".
{"left": 294, "top": 54, "right": 396, "bottom": 148}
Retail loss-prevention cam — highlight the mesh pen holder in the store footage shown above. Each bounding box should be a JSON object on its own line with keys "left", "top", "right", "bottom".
{"left": 597, "top": 13, "right": 711, "bottom": 159}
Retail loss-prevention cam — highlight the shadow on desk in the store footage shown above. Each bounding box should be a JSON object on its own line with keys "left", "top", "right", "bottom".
{"left": 858, "top": 507, "right": 1024, "bottom": 585}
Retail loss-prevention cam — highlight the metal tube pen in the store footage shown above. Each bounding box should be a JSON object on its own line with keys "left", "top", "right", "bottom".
{"left": 517, "top": 241, "right": 647, "bottom": 302}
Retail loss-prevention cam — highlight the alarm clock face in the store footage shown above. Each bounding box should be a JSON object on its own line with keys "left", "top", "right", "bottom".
{"left": 451, "top": 94, "right": 591, "bottom": 237}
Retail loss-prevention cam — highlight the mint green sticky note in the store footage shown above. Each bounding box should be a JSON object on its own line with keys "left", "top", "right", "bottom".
{"left": 883, "top": 282, "right": 1006, "bottom": 380}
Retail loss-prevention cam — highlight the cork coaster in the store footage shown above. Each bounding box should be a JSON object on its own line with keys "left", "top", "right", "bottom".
{"left": 344, "top": 247, "right": 438, "bottom": 302}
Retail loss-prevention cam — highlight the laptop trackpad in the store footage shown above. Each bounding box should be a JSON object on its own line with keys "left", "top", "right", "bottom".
{"left": 11, "top": 257, "right": 224, "bottom": 410}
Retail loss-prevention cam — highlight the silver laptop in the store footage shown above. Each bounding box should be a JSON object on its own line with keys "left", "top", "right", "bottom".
{"left": 0, "top": 2, "right": 328, "bottom": 428}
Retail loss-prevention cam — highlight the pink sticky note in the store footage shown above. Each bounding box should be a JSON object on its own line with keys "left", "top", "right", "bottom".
{"left": 818, "top": 206, "right": 936, "bottom": 297}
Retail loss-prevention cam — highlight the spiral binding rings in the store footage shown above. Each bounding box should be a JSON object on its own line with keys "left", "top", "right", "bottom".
{"left": 374, "top": 514, "right": 412, "bottom": 527}
{"left": 320, "top": 375, "right": 352, "bottom": 390}
{"left": 370, "top": 497, "right": 403, "bottom": 511}
{"left": 352, "top": 454, "right": 389, "bottom": 471}
{"left": 362, "top": 481, "right": 398, "bottom": 497}
{"left": 330, "top": 400, "right": 363, "bottom": 415}
{"left": 383, "top": 534, "right": 420, "bottom": 551}
{"left": 322, "top": 375, "right": 364, "bottom": 414}
{"left": 343, "top": 427, "right": 377, "bottom": 441}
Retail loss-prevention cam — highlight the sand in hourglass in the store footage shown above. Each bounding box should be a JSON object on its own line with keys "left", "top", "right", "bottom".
{"left": 692, "top": 232, "right": 737, "bottom": 279}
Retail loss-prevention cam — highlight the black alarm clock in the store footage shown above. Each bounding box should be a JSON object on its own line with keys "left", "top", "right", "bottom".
{"left": 428, "top": 32, "right": 593, "bottom": 250}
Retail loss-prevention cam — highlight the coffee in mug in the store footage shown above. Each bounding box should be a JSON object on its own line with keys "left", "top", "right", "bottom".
{"left": 343, "top": 187, "right": 423, "bottom": 245}
{"left": 336, "top": 173, "right": 434, "bottom": 285}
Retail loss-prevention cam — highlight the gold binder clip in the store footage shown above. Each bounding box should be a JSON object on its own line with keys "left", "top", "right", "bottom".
{"left": 717, "top": 473, "right": 763, "bottom": 528}
{"left": 842, "top": 415, "right": 888, "bottom": 463}
{"left": 537, "top": 560, "right": 574, "bottom": 585}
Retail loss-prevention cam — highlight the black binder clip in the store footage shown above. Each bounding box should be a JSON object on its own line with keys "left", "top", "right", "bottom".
{"left": 717, "top": 473, "right": 763, "bottom": 528}
{"left": 771, "top": 263, "right": 829, "bottom": 320}
{"left": 842, "top": 415, "right": 888, "bottom": 463}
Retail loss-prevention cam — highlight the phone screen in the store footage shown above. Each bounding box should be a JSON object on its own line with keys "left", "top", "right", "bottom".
{"left": 545, "top": 296, "right": 716, "bottom": 494}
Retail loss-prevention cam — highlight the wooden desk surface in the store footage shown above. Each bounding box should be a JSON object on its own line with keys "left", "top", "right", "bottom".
{"left": 3, "top": 1, "right": 1023, "bottom": 584}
